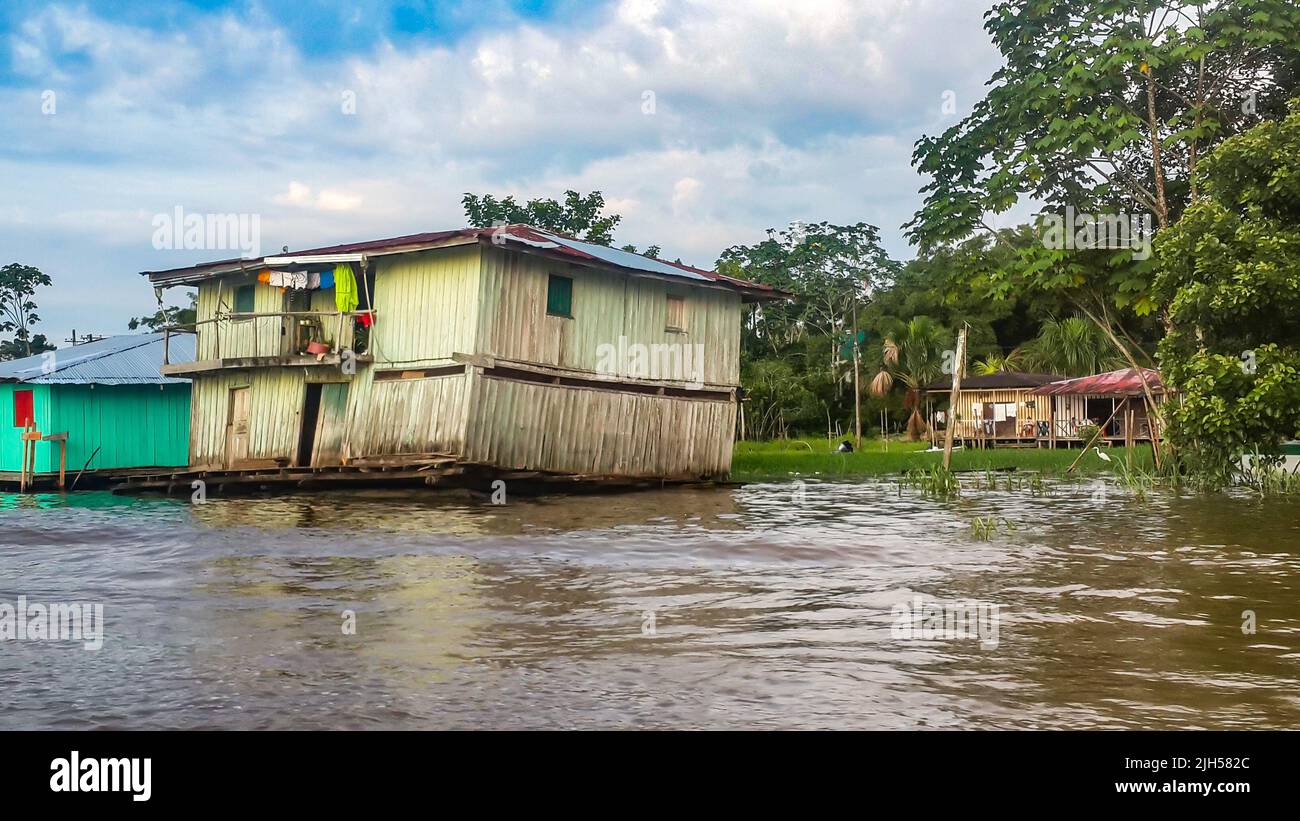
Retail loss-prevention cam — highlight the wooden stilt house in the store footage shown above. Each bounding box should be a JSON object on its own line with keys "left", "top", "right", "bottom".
{"left": 1031, "top": 367, "right": 1166, "bottom": 447}
{"left": 139, "top": 225, "right": 783, "bottom": 491}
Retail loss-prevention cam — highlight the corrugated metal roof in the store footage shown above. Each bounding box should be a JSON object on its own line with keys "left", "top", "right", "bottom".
{"left": 1031, "top": 368, "right": 1164, "bottom": 397}
{"left": 141, "top": 224, "right": 785, "bottom": 299}
{"left": 0, "top": 333, "right": 194, "bottom": 385}
{"left": 491, "top": 225, "right": 714, "bottom": 282}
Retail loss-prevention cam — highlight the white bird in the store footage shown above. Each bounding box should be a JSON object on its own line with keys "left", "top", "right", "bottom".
{"left": 1093, "top": 446, "right": 1112, "bottom": 462}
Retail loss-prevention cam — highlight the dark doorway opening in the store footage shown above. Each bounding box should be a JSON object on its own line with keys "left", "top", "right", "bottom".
{"left": 1084, "top": 397, "right": 1114, "bottom": 434}
{"left": 298, "top": 383, "right": 323, "bottom": 466}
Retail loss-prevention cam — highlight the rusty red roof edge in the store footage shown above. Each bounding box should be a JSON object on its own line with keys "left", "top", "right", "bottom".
{"left": 1031, "top": 367, "right": 1165, "bottom": 396}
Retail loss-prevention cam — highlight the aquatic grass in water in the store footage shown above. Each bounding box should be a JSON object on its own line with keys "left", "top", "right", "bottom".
{"left": 1237, "top": 449, "right": 1300, "bottom": 495}
{"left": 899, "top": 465, "right": 961, "bottom": 498}
{"left": 970, "top": 516, "right": 1018, "bottom": 541}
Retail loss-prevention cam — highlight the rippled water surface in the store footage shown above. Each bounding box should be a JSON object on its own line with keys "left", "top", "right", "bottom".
{"left": 2, "top": 481, "right": 1298, "bottom": 729}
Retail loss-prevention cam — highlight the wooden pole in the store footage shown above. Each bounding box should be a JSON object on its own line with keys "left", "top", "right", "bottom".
{"left": 942, "top": 326, "right": 967, "bottom": 470}
{"left": 70, "top": 445, "right": 101, "bottom": 492}
{"left": 18, "top": 428, "right": 27, "bottom": 493}
{"left": 852, "top": 303, "right": 861, "bottom": 450}
{"left": 214, "top": 278, "right": 223, "bottom": 360}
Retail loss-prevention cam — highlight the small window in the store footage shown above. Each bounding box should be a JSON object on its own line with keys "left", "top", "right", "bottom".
{"left": 233, "top": 284, "right": 256, "bottom": 314}
{"left": 546, "top": 274, "right": 573, "bottom": 318}
{"left": 13, "top": 389, "right": 34, "bottom": 427}
{"left": 665, "top": 295, "right": 686, "bottom": 332}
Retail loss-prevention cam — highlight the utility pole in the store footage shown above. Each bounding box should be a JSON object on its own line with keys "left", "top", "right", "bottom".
{"left": 943, "top": 325, "right": 968, "bottom": 471}
{"left": 852, "top": 302, "right": 862, "bottom": 450}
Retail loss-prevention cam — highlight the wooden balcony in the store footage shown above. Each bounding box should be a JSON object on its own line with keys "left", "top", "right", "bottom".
{"left": 160, "top": 310, "right": 375, "bottom": 375}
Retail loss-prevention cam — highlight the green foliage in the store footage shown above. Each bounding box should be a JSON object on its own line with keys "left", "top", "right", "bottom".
{"left": 722, "top": 221, "right": 901, "bottom": 437}
{"left": 1155, "top": 97, "right": 1300, "bottom": 473}
{"left": 904, "top": 0, "right": 1300, "bottom": 375}
{"left": 871, "top": 316, "right": 952, "bottom": 439}
{"left": 909, "top": 0, "right": 1300, "bottom": 246}
{"left": 970, "top": 516, "right": 1017, "bottom": 540}
{"left": 1077, "top": 423, "right": 1102, "bottom": 445}
{"left": 1020, "top": 316, "right": 1125, "bottom": 375}
{"left": 129, "top": 292, "right": 197, "bottom": 332}
{"left": 0, "top": 262, "right": 53, "bottom": 360}
{"left": 731, "top": 437, "right": 1156, "bottom": 482}
{"left": 901, "top": 465, "right": 962, "bottom": 497}
{"left": 462, "top": 190, "right": 622, "bottom": 245}
{"left": 0, "top": 332, "right": 54, "bottom": 360}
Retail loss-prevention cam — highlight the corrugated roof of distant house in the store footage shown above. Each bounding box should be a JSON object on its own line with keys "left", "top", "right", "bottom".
{"left": 139, "top": 224, "right": 786, "bottom": 300}
{"left": 925, "top": 372, "right": 1064, "bottom": 392}
{"left": 1031, "top": 368, "right": 1164, "bottom": 397}
{"left": 0, "top": 333, "right": 194, "bottom": 385}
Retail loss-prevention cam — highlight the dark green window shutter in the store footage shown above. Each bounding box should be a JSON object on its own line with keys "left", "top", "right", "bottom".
{"left": 234, "top": 284, "right": 256, "bottom": 313}
{"left": 546, "top": 275, "right": 573, "bottom": 317}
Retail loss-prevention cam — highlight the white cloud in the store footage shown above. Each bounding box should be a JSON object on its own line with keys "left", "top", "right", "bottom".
{"left": 1, "top": 0, "right": 1003, "bottom": 340}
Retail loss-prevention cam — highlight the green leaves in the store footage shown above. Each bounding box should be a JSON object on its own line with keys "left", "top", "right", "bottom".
{"left": 1156, "top": 97, "right": 1300, "bottom": 471}
{"left": 0, "top": 262, "right": 54, "bottom": 360}
{"left": 462, "top": 190, "right": 622, "bottom": 246}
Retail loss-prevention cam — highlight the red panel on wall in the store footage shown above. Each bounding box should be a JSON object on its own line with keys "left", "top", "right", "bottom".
{"left": 13, "top": 389, "right": 33, "bottom": 427}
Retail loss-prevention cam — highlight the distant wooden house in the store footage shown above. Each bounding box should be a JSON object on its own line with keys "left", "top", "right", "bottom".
{"left": 1, "top": 333, "right": 194, "bottom": 489}
{"left": 139, "top": 225, "right": 782, "bottom": 491}
{"left": 926, "top": 372, "right": 1063, "bottom": 446}
{"left": 1031, "top": 367, "right": 1166, "bottom": 446}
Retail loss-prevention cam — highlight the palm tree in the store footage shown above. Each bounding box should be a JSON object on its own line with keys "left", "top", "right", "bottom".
{"left": 869, "top": 316, "right": 950, "bottom": 440}
{"left": 1021, "top": 316, "right": 1123, "bottom": 377}
{"left": 972, "top": 348, "right": 1023, "bottom": 375}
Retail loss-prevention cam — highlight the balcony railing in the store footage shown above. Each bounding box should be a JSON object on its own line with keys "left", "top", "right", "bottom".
{"left": 162, "top": 310, "right": 375, "bottom": 367}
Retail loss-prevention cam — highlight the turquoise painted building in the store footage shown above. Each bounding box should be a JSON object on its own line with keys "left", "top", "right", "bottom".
{"left": 0, "top": 333, "right": 194, "bottom": 477}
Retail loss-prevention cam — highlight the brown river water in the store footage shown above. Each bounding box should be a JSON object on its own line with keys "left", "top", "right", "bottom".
{"left": 1, "top": 481, "right": 1298, "bottom": 729}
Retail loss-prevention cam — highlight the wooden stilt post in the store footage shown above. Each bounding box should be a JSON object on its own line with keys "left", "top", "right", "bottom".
{"left": 942, "top": 326, "right": 967, "bottom": 471}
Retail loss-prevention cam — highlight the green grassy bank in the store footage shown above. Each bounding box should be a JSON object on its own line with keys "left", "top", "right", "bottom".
{"left": 730, "top": 437, "right": 1155, "bottom": 483}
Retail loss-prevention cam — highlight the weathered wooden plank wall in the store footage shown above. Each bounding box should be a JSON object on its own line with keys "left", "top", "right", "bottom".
{"left": 367, "top": 245, "right": 481, "bottom": 369}
{"left": 195, "top": 274, "right": 286, "bottom": 360}
{"left": 951, "top": 388, "right": 1048, "bottom": 436}
{"left": 344, "top": 370, "right": 469, "bottom": 458}
{"left": 476, "top": 247, "right": 741, "bottom": 387}
{"left": 189, "top": 369, "right": 305, "bottom": 467}
{"left": 461, "top": 373, "right": 735, "bottom": 478}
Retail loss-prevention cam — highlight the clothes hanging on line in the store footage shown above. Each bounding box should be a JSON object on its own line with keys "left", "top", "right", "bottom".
{"left": 334, "top": 263, "right": 359, "bottom": 312}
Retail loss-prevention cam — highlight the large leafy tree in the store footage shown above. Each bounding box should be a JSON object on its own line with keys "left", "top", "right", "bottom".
{"left": 0, "top": 333, "right": 53, "bottom": 360}
{"left": 0, "top": 262, "right": 53, "bottom": 359}
{"left": 1154, "top": 97, "right": 1300, "bottom": 477}
{"left": 718, "top": 221, "right": 899, "bottom": 438}
{"left": 718, "top": 221, "right": 898, "bottom": 364}
{"left": 462, "top": 190, "right": 622, "bottom": 245}
{"left": 910, "top": 0, "right": 1300, "bottom": 245}
{"left": 906, "top": 0, "right": 1300, "bottom": 439}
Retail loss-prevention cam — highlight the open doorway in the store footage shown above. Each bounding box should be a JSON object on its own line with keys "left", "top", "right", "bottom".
{"left": 1084, "top": 397, "right": 1114, "bottom": 434}
{"left": 297, "top": 383, "right": 323, "bottom": 467}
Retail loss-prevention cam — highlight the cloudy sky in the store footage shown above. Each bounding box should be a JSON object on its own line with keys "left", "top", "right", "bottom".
{"left": 1, "top": 0, "right": 1004, "bottom": 343}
